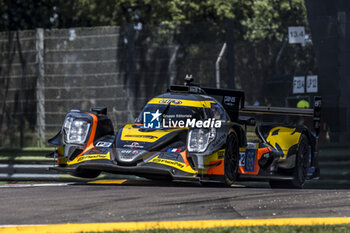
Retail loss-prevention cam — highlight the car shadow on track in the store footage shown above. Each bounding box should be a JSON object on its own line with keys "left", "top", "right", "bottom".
{"left": 71, "top": 178, "right": 275, "bottom": 189}
{"left": 70, "top": 176, "right": 350, "bottom": 190}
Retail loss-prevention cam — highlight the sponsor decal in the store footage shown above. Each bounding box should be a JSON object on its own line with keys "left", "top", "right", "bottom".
{"left": 96, "top": 141, "right": 112, "bottom": 147}
{"left": 121, "top": 149, "right": 132, "bottom": 154}
{"left": 159, "top": 99, "right": 182, "bottom": 104}
{"left": 239, "top": 143, "right": 258, "bottom": 170}
{"left": 148, "top": 155, "right": 197, "bottom": 174}
{"left": 217, "top": 150, "right": 225, "bottom": 160}
{"left": 150, "top": 157, "right": 185, "bottom": 169}
{"left": 125, "top": 135, "right": 158, "bottom": 139}
{"left": 120, "top": 154, "right": 133, "bottom": 160}
{"left": 245, "top": 149, "right": 255, "bottom": 172}
{"left": 119, "top": 149, "right": 138, "bottom": 160}
{"left": 167, "top": 148, "right": 183, "bottom": 153}
{"left": 123, "top": 142, "right": 144, "bottom": 149}
{"left": 223, "top": 96, "right": 236, "bottom": 107}
{"left": 77, "top": 152, "right": 111, "bottom": 162}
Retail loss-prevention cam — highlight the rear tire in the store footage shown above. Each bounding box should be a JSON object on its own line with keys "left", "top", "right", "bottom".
{"left": 269, "top": 134, "right": 309, "bottom": 189}
{"left": 72, "top": 169, "right": 101, "bottom": 179}
{"left": 224, "top": 132, "right": 239, "bottom": 187}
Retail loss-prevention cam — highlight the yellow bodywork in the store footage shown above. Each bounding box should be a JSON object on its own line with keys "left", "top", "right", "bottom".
{"left": 204, "top": 149, "right": 225, "bottom": 165}
{"left": 121, "top": 124, "right": 183, "bottom": 143}
{"left": 148, "top": 154, "right": 197, "bottom": 174}
{"left": 266, "top": 126, "right": 301, "bottom": 159}
{"left": 147, "top": 98, "right": 215, "bottom": 108}
{"left": 68, "top": 152, "right": 111, "bottom": 165}
{"left": 56, "top": 145, "right": 67, "bottom": 165}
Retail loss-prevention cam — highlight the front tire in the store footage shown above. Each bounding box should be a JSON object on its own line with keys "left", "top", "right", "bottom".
{"left": 269, "top": 134, "right": 309, "bottom": 189}
{"left": 224, "top": 132, "right": 239, "bottom": 187}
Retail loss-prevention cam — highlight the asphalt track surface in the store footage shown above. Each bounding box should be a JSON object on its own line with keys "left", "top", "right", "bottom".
{"left": 1, "top": 179, "right": 350, "bottom": 225}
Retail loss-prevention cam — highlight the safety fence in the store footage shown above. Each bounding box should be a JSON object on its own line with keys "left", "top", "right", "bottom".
{"left": 0, "top": 148, "right": 66, "bottom": 181}
{"left": 0, "top": 147, "right": 130, "bottom": 182}
{"left": 0, "top": 23, "right": 322, "bottom": 148}
{"left": 0, "top": 145, "right": 349, "bottom": 188}
{"left": 0, "top": 25, "right": 229, "bottom": 147}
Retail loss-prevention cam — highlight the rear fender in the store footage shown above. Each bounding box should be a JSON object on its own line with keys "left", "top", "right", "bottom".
{"left": 256, "top": 123, "right": 310, "bottom": 160}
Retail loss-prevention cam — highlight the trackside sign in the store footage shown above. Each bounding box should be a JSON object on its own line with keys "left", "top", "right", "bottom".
{"left": 293, "top": 76, "right": 305, "bottom": 94}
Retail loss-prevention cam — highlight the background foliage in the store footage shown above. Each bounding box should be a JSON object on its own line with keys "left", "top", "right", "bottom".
{"left": 0, "top": 0, "right": 317, "bottom": 105}
{"left": 0, "top": 0, "right": 320, "bottom": 146}
{"left": 1, "top": 0, "right": 307, "bottom": 40}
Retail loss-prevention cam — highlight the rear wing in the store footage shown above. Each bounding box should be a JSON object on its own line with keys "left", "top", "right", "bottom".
{"left": 168, "top": 85, "right": 245, "bottom": 122}
{"left": 168, "top": 85, "right": 321, "bottom": 136}
{"left": 202, "top": 87, "right": 245, "bottom": 122}
{"left": 240, "top": 96, "right": 322, "bottom": 136}
{"left": 240, "top": 106, "right": 313, "bottom": 117}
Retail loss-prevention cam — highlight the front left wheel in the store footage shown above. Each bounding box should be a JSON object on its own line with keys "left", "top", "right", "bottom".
{"left": 224, "top": 132, "right": 240, "bottom": 186}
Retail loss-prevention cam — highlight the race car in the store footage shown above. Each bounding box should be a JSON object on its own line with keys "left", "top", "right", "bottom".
{"left": 48, "top": 77, "right": 322, "bottom": 188}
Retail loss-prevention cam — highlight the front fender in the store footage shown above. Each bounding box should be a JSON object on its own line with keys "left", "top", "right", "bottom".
{"left": 48, "top": 130, "right": 64, "bottom": 146}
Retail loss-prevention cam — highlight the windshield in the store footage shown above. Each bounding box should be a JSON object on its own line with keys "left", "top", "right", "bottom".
{"left": 135, "top": 104, "right": 207, "bottom": 124}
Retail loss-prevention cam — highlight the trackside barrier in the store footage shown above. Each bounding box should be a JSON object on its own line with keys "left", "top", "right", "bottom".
{"left": 308, "top": 143, "right": 350, "bottom": 188}
{"left": 0, "top": 146, "right": 349, "bottom": 186}
{"left": 0, "top": 148, "right": 83, "bottom": 182}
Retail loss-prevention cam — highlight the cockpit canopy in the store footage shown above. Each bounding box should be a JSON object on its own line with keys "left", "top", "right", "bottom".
{"left": 135, "top": 93, "right": 229, "bottom": 125}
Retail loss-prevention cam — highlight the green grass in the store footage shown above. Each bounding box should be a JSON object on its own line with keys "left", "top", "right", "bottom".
{"left": 88, "top": 225, "right": 350, "bottom": 233}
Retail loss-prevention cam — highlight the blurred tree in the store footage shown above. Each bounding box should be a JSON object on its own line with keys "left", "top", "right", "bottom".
{"left": 0, "top": 0, "right": 308, "bottom": 41}
{"left": 242, "top": 0, "right": 307, "bottom": 41}
{"left": 0, "top": 0, "right": 55, "bottom": 30}
{"left": 0, "top": 0, "right": 251, "bottom": 32}
{"left": 235, "top": 0, "right": 316, "bottom": 106}
{"left": 0, "top": 0, "right": 315, "bottom": 106}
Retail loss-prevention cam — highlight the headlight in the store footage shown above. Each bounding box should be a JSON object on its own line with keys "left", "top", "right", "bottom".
{"left": 63, "top": 117, "right": 91, "bottom": 145}
{"left": 187, "top": 128, "right": 216, "bottom": 153}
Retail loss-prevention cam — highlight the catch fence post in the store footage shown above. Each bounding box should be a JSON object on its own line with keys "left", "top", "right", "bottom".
{"left": 35, "top": 28, "right": 45, "bottom": 147}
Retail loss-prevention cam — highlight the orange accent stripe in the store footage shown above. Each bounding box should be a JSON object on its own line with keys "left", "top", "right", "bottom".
{"left": 206, "top": 160, "right": 224, "bottom": 175}
{"left": 86, "top": 113, "right": 98, "bottom": 146}
{"left": 180, "top": 150, "right": 190, "bottom": 166}
{"left": 75, "top": 112, "right": 98, "bottom": 160}
{"left": 238, "top": 165, "right": 245, "bottom": 174}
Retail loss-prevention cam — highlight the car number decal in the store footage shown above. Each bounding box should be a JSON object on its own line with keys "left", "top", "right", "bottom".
{"left": 96, "top": 141, "right": 112, "bottom": 147}
{"left": 245, "top": 149, "right": 255, "bottom": 172}
{"left": 239, "top": 152, "right": 246, "bottom": 166}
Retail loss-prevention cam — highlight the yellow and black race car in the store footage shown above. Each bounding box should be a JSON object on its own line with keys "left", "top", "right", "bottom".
{"left": 49, "top": 78, "right": 322, "bottom": 188}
